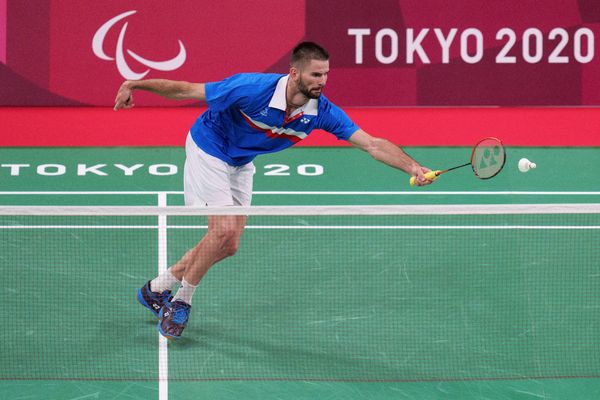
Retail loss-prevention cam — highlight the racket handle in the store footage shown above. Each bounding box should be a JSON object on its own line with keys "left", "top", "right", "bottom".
{"left": 409, "top": 170, "right": 441, "bottom": 186}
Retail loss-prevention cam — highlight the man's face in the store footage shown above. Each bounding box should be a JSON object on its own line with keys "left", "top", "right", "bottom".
{"left": 294, "top": 59, "right": 329, "bottom": 99}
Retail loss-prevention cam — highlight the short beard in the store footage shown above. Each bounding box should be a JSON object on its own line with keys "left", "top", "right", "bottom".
{"left": 297, "top": 78, "right": 322, "bottom": 99}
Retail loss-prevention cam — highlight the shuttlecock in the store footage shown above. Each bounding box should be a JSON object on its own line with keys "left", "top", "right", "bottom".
{"left": 518, "top": 158, "right": 536, "bottom": 173}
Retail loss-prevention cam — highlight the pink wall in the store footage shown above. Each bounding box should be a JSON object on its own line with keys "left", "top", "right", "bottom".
{"left": 0, "top": 0, "right": 6, "bottom": 64}
{"left": 2, "top": 107, "right": 599, "bottom": 147}
{"left": 2, "top": 1, "right": 600, "bottom": 106}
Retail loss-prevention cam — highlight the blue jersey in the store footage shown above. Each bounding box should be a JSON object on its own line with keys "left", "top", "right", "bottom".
{"left": 189, "top": 73, "right": 359, "bottom": 166}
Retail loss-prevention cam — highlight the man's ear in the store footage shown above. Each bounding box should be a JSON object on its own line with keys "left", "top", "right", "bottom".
{"left": 289, "top": 66, "right": 299, "bottom": 80}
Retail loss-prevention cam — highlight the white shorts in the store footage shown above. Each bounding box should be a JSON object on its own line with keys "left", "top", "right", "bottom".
{"left": 183, "top": 133, "right": 255, "bottom": 206}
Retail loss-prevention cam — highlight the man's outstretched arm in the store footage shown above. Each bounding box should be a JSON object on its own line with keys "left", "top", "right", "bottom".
{"left": 348, "top": 129, "right": 433, "bottom": 186}
{"left": 114, "top": 79, "right": 206, "bottom": 111}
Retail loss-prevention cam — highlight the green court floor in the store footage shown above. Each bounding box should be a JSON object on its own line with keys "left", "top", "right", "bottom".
{"left": 1, "top": 146, "right": 599, "bottom": 399}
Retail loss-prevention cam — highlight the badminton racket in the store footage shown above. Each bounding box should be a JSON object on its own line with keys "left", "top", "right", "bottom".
{"left": 410, "top": 137, "right": 506, "bottom": 186}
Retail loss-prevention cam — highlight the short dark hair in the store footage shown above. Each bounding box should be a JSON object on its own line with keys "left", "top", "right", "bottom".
{"left": 291, "top": 42, "right": 329, "bottom": 67}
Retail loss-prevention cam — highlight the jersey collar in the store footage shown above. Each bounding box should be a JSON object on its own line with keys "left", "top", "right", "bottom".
{"left": 269, "top": 75, "right": 319, "bottom": 116}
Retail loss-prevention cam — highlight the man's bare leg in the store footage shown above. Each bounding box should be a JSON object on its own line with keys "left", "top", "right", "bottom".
{"left": 155, "top": 214, "right": 247, "bottom": 339}
{"left": 170, "top": 214, "right": 247, "bottom": 285}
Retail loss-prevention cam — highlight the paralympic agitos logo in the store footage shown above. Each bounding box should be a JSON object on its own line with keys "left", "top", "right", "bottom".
{"left": 92, "top": 10, "right": 187, "bottom": 80}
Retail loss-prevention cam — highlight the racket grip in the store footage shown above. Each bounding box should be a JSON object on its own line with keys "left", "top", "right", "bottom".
{"left": 409, "top": 170, "right": 441, "bottom": 186}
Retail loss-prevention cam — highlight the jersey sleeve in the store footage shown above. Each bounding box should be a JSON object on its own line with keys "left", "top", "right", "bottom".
{"left": 204, "top": 73, "right": 250, "bottom": 112}
{"left": 318, "top": 101, "right": 359, "bottom": 140}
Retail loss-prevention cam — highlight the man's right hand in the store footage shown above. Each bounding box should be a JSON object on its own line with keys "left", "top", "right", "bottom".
{"left": 114, "top": 81, "right": 135, "bottom": 111}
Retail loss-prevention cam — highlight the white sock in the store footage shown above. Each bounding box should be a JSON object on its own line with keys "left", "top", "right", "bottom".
{"left": 150, "top": 268, "right": 181, "bottom": 293}
{"left": 173, "top": 278, "right": 198, "bottom": 305}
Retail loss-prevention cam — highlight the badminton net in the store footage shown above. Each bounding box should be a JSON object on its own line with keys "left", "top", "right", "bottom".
{"left": 0, "top": 204, "right": 599, "bottom": 382}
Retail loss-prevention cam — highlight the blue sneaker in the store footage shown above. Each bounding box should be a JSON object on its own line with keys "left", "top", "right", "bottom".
{"left": 158, "top": 300, "right": 191, "bottom": 340}
{"left": 137, "top": 281, "right": 172, "bottom": 318}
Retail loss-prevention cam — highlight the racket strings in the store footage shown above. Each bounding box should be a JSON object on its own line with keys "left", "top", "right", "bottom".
{"left": 471, "top": 138, "right": 506, "bottom": 179}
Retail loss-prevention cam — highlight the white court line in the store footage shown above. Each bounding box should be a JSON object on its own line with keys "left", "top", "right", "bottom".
{"left": 0, "top": 191, "right": 600, "bottom": 195}
{"left": 157, "top": 193, "right": 168, "bottom": 400}
{"left": 0, "top": 225, "right": 157, "bottom": 229}
{"left": 0, "top": 191, "right": 175, "bottom": 195}
{"left": 253, "top": 191, "right": 600, "bottom": 195}
{"left": 1, "top": 204, "right": 598, "bottom": 215}
{"left": 1, "top": 225, "right": 598, "bottom": 230}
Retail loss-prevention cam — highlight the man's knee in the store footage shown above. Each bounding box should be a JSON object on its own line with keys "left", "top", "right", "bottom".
{"left": 209, "top": 220, "right": 244, "bottom": 256}
{"left": 223, "top": 240, "right": 239, "bottom": 257}
{"left": 215, "top": 229, "right": 240, "bottom": 257}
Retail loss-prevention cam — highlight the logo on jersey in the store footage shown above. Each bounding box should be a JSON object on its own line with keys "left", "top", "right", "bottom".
{"left": 92, "top": 10, "right": 187, "bottom": 80}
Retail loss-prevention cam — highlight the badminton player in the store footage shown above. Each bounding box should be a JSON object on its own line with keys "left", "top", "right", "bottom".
{"left": 114, "top": 41, "right": 434, "bottom": 340}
